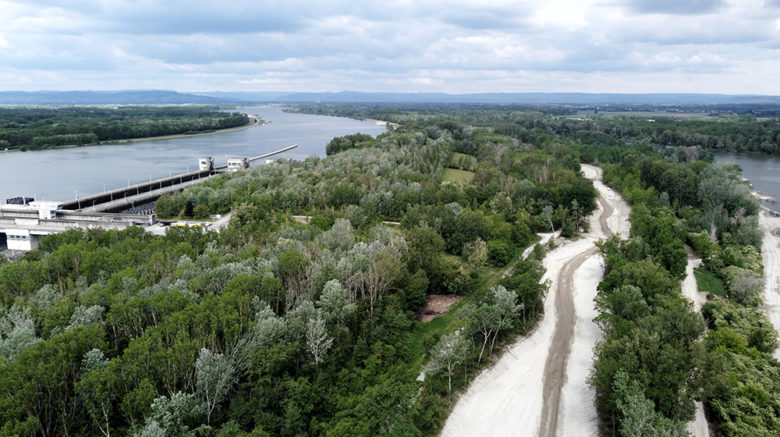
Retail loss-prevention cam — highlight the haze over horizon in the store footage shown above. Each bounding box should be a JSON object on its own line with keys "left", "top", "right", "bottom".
{"left": 1, "top": 0, "right": 780, "bottom": 95}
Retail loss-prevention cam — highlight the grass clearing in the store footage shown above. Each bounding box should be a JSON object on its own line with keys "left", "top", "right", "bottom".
{"left": 694, "top": 268, "right": 727, "bottom": 297}
{"left": 406, "top": 300, "right": 468, "bottom": 375}
{"left": 443, "top": 168, "right": 475, "bottom": 185}
{"left": 450, "top": 152, "right": 478, "bottom": 170}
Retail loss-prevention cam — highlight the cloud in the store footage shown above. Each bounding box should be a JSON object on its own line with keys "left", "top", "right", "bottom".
{"left": 0, "top": 0, "right": 778, "bottom": 94}
{"left": 439, "top": 5, "right": 531, "bottom": 30}
{"left": 625, "top": 0, "right": 725, "bottom": 15}
{"left": 105, "top": 3, "right": 304, "bottom": 35}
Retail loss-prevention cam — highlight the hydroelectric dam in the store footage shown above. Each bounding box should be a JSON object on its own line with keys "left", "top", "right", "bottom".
{"left": 0, "top": 145, "right": 297, "bottom": 252}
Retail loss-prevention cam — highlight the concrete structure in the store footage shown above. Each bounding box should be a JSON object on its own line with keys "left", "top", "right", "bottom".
{"left": 227, "top": 157, "right": 249, "bottom": 172}
{"left": 59, "top": 168, "right": 215, "bottom": 213}
{"left": 30, "top": 201, "right": 63, "bottom": 219}
{"left": 5, "top": 196, "right": 33, "bottom": 205}
{"left": 57, "top": 145, "right": 297, "bottom": 213}
{"left": 199, "top": 157, "right": 214, "bottom": 171}
{"left": 5, "top": 228, "right": 36, "bottom": 251}
{"left": 1, "top": 203, "right": 153, "bottom": 251}
{"left": 2, "top": 145, "right": 298, "bottom": 251}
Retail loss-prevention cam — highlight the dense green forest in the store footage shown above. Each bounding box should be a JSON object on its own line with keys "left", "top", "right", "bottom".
{"left": 289, "top": 104, "right": 780, "bottom": 435}
{"left": 2, "top": 104, "right": 778, "bottom": 436}
{"left": 0, "top": 112, "right": 597, "bottom": 436}
{"left": 290, "top": 103, "right": 780, "bottom": 155}
{"left": 0, "top": 107, "right": 249, "bottom": 150}
{"left": 581, "top": 145, "right": 779, "bottom": 436}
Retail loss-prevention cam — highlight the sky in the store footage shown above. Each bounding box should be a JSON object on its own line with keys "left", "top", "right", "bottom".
{"left": 1, "top": 0, "right": 779, "bottom": 94}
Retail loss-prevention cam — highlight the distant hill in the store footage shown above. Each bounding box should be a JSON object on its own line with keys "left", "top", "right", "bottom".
{"left": 193, "top": 91, "right": 291, "bottom": 102}
{"left": 0, "top": 90, "right": 231, "bottom": 105}
{"left": 196, "top": 90, "right": 780, "bottom": 105}
{"left": 3, "top": 89, "right": 780, "bottom": 106}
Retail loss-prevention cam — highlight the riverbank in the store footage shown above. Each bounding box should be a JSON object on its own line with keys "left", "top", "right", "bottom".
{"left": 716, "top": 152, "right": 780, "bottom": 214}
{"left": 103, "top": 115, "right": 262, "bottom": 145}
{"left": 0, "top": 117, "right": 261, "bottom": 154}
{"left": 364, "top": 118, "right": 400, "bottom": 129}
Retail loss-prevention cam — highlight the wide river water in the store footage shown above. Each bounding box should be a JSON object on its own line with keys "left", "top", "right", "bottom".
{"left": 0, "top": 106, "right": 386, "bottom": 203}
{"left": 715, "top": 152, "right": 780, "bottom": 213}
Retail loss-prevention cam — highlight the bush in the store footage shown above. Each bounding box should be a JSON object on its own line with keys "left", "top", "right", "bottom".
{"left": 325, "top": 133, "right": 377, "bottom": 155}
{"left": 487, "top": 240, "right": 513, "bottom": 267}
{"left": 155, "top": 194, "right": 180, "bottom": 218}
{"left": 193, "top": 204, "right": 210, "bottom": 220}
{"left": 688, "top": 232, "right": 717, "bottom": 263}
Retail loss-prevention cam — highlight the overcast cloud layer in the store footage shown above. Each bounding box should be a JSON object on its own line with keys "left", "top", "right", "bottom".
{"left": 1, "top": 0, "right": 779, "bottom": 94}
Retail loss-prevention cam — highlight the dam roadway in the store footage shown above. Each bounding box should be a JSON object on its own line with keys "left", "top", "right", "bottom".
{"left": 61, "top": 168, "right": 216, "bottom": 213}
{"left": 59, "top": 144, "right": 297, "bottom": 213}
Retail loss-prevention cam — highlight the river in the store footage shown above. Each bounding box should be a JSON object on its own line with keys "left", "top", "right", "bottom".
{"left": 0, "top": 106, "right": 386, "bottom": 203}
{"left": 715, "top": 152, "right": 780, "bottom": 213}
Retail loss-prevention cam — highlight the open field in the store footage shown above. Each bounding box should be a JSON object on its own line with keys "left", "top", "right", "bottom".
{"left": 442, "top": 168, "right": 475, "bottom": 184}
{"left": 694, "top": 268, "right": 727, "bottom": 297}
{"left": 449, "top": 152, "right": 478, "bottom": 169}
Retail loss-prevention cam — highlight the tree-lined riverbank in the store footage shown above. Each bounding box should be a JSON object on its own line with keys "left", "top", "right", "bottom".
{"left": 0, "top": 106, "right": 249, "bottom": 151}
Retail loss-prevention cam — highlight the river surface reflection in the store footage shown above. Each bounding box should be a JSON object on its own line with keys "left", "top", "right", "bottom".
{"left": 715, "top": 152, "right": 780, "bottom": 213}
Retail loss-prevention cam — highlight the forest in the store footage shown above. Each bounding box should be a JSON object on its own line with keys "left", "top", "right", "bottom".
{"left": 0, "top": 107, "right": 249, "bottom": 150}
{"left": 290, "top": 105, "right": 779, "bottom": 435}
{"left": 1, "top": 104, "right": 778, "bottom": 436}
{"left": 290, "top": 103, "right": 780, "bottom": 156}
{"left": 0, "top": 110, "right": 596, "bottom": 436}
{"left": 582, "top": 144, "right": 778, "bottom": 436}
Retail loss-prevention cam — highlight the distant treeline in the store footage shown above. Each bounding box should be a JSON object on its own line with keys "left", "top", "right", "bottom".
{"left": 0, "top": 106, "right": 249, "bottom": 150}
{"left": 289, "top": 103, "right": 780, "bottom": 155}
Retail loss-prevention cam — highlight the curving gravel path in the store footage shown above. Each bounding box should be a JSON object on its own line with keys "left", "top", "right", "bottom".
{"left": 540, "top": 164, "right": 630, "bottom": 437}
{"left": 680, "top": 251, "right": 711, "bottom": 437}
{"left": 442, "top": 164, "right": 630, "bottom": 437}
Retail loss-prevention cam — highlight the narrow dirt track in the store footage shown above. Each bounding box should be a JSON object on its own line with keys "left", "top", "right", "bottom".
{"left": 538, "top": 169, "right": 617, "bottom": 437}
{"left": 759, "top": 211, "right": 780, "bottom": 360}
{"left": 537, "top": 246, "right": 597, "bottom": 437}
{"left": 440, "top": 238, "right": 594, "bottom": 436}
{"left": 681, "top": 253, "right": 711, "bottom": 437}
{"left": 556, "top": 254, "right": 605, "bottom": 436}
{"left": 597, "top": 195, "right": 615, "bottom": 239}
{"left": 682, "top": 250, "right": 706, "bottom": 312}
{"left": 441, "top": 165, "right": 628, "bottom": 437}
